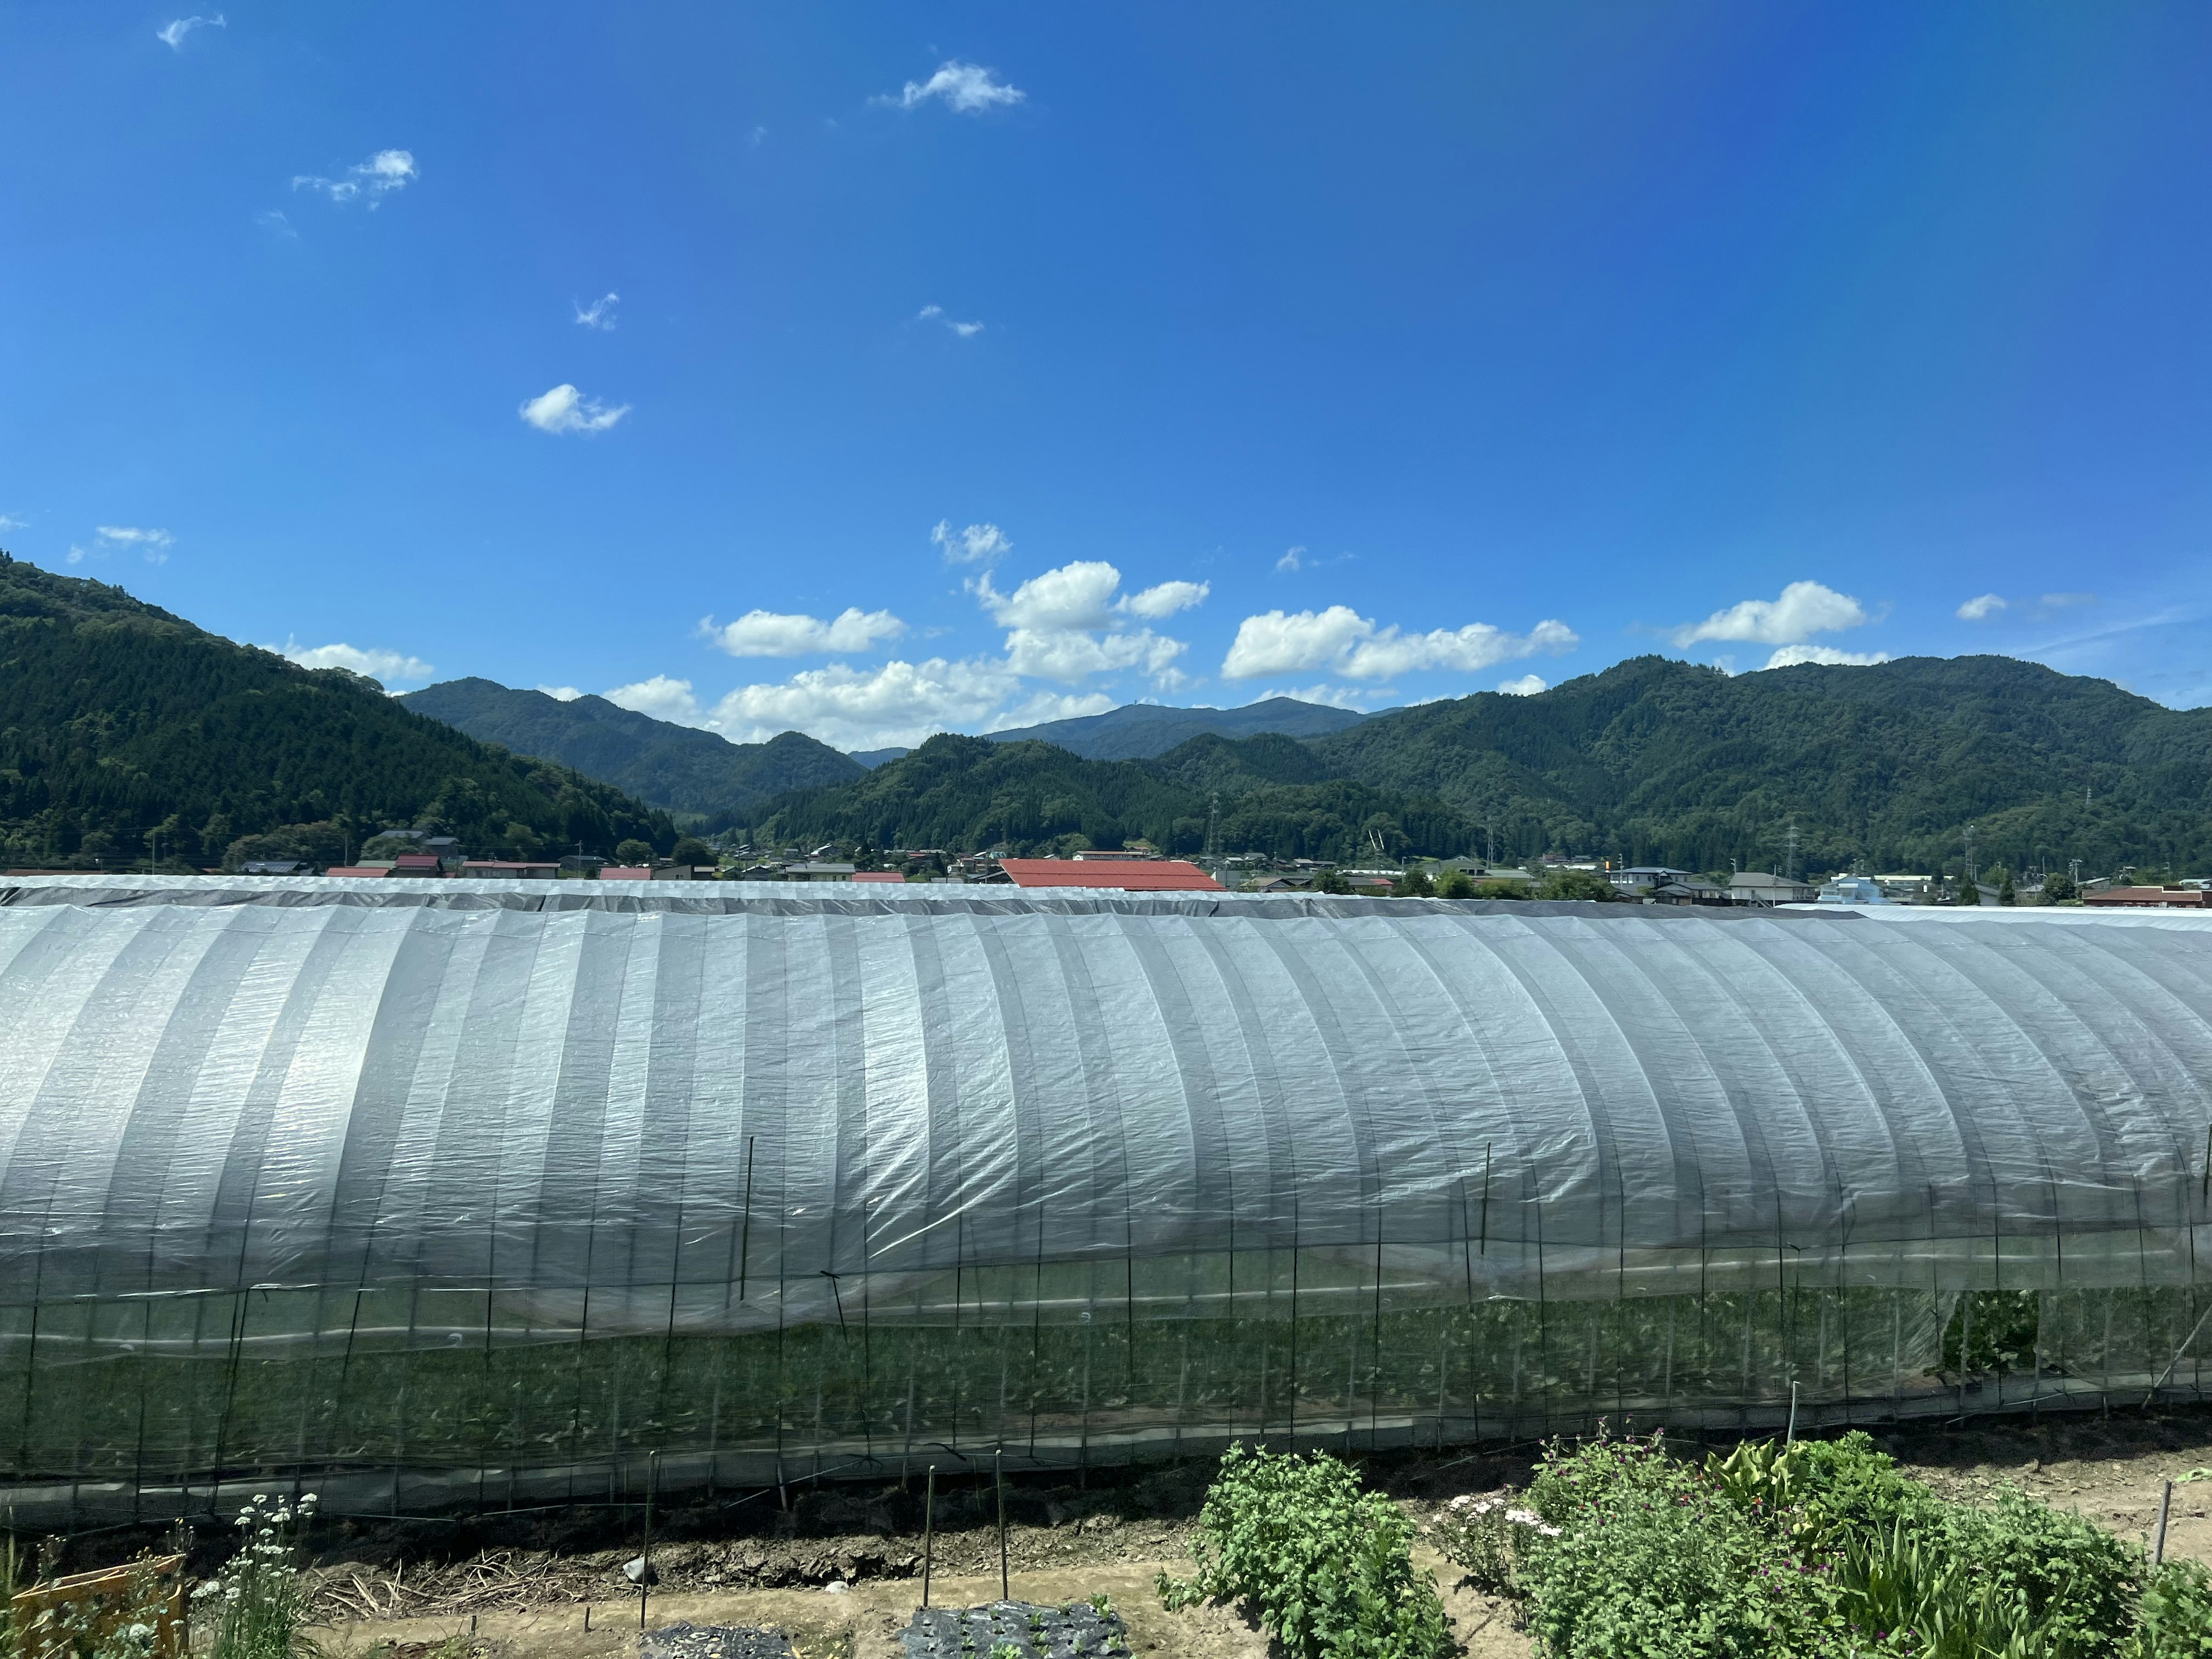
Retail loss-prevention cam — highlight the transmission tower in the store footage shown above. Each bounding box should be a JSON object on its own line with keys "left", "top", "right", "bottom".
{"left": 1203, "top": 791, "right": 1221, "bottom": 865}
{"left": 1963, "top": 822, "right": 1978, "bottom": 885}
{"left": 1783, "top": 821, "right": 1802, "bottom": 884}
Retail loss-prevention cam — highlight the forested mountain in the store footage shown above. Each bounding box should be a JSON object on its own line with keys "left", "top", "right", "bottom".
{"left": 402, "top": 677, "right": 861, "bottom": 823}
{"left": 754, "top": 733, "right": 1481, "bottom": 863}
{"left": 751, "top": 656, "right": 2212, "bottom": 875}
{"left": 0, "top": 554, "right": 673, "bottom": 870}
{"left": 1303, "top": 654, "right": 2212, "bottom": 875}
{"left": 983, "top": 695, "right": 1367, "bottom": 760}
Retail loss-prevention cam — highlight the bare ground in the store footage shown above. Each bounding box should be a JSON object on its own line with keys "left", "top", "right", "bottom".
{"left": 100, "top": 1405, "right": 2212, "bottom": 1658}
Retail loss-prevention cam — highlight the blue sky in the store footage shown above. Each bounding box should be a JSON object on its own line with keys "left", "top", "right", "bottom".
{"left": 3, "top": 5, "right": 2209, "bottom": 750}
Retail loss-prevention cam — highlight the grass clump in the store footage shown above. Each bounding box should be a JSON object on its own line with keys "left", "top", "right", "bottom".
{"left": 1433, "top": 1426, "right": 2192, "bottom": 1658}
{"left": 1159, "top": 1443, "right": 1450, "bottom": 1658}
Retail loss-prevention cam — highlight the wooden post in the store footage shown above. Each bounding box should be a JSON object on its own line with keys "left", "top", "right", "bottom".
{"left": 2155, "top": 1479, "right": 2175, "bottom": 1566}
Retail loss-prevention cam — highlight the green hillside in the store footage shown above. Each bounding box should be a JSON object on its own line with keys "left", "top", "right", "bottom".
{"left": 0, "top": 552, "right": 674, "bottom": 870}
{"left": 1306, "top": 654, "right": 2212, "bottom": 874}
{"left": 750, "top": 655, "right": 2212, "bottom": 876}
{"left": 753, "top": 733, "right": 1480, "bottom": 864}
{"left": 402, "top": 677, "right": 862, "bottom": 824}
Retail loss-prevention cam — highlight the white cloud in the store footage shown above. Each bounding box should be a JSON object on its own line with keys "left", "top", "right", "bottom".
{"left": 1123, "top": 579, "right": 1209, "bottom": 620}
{"left": 1760, "top": 644, "right": 1892, "bottom": 669}
{"left": 292, "top": 149, "right": 417, "bottom": 207}
{"left": 1004, "top": 626, "right": 1185, "bottom": 683}
{"left": 700, "top": 607, "right": 908, "bottom": 657}
{"left": 1671, "top": 579, "right": 1867, "bottom": 647}
{"left": 1956, "top": 593, "right": 2006, "bottom": 622}
{"left": 1275, "top": 545, "right": 1307, "bottom": 573}
{"left": 519, "top": 383, "right": 629, "bottom": 435}
{"left": 157, "top": 13, "right": 224, "bottom": 49}
{"left": 574, "top": 293, "right": 620, "bottom": 330}
{"left": 537, "top": 685, "right": 584, "bottom": 702}
{"left": 66, "top": 546, "right": 88, "bottom": 564}
{"left": 706, "top": 657, "right": 1021, "bottom": 751}
{"left": 975, "top": 561, "right": 1122, "bottom": 631}
{"left": 1221, "top": 606, "right": 1578, "bottom": 681}
{"left": 266, "top": 636, "right": 435, "bottom": 685}
{"left": 876, "top": 60, "right": 1025, "bottom": 114}
{"left": 96, "top": 525, "right": 172, "bottom": 548}
{"left": 1498, "top": 675, "right": 1548, "bottom": 696}
{"left": 932, "top": 519, "right": 1012, "bottom": 565}
{"left": 967, "top": 560, "right": 1199, "bottom": 684}
{"left": 604, "top": 675, "right": 706, "bottom": 724}
{"left": 917, "top": 304, "right": 985, "bottom": 338}
{"left": 96, "top": 525, "right": 173, "bottom": 564}
{"left": 0, "top": 514, "right": 25, "bottom": 532}
{"left": 255, "top": 209, "right": 297, "bottom": 239}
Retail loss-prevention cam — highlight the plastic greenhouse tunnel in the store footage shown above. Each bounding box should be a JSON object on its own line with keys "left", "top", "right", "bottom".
{"left": 1, "top": 874, "right": 2210, "bottom": 1525}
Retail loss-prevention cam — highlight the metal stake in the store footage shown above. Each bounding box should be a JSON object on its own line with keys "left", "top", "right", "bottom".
{"left": 640, "top": 1449, "right": 657, "bottom": 1632}
{"left": 921, "top": 1464, "right": 936, "bottom": 1608}
{"left": 996, "top": 1447, "right": 1009, "bottom": 1601}
{"left": 2156, "top": 1479, "right": 2175, "bottom": 1566}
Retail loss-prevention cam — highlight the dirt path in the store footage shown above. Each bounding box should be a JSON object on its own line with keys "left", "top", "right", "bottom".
{"left": 304, "top": 1408, "right": 2212, "bottom": 1659}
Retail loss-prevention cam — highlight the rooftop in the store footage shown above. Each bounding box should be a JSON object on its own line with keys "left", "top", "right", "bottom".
{"left": 997, "top": 858, "right": 1224, "bottom": 891}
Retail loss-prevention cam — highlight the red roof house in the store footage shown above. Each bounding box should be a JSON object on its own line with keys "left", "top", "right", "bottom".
{"left": 995, "top": 858, "right": 1223, "bottom": 892}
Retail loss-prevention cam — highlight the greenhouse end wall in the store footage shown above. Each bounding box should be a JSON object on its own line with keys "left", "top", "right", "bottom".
{"left": 1, "top": 877, "right": 2209, "bottom": 1523}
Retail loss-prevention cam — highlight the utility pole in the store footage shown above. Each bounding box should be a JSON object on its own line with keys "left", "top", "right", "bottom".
{"left": 1963, "top": 823, "right": 1978, "bottom": 887}
{"left": 1203, "top": 791, "right": 1221, "bottom": 866}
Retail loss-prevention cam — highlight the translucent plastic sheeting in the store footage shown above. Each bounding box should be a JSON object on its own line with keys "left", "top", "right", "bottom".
{"left": 0, "top": 880, "right": 2209, "bottom": 1518}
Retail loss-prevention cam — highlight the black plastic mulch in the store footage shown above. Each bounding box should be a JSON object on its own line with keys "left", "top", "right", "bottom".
{"left": 899, "top": 1599, "right": 1130, "bottom": 1659}
{"left": 642, "top": 1623, "right": 799, "bottom": 1659}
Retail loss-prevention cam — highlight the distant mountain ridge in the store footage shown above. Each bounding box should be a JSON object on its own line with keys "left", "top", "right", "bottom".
{"left": 402, "top": 678, "right": 863, "bottom": 824}
{"left": 748, "top": 654, "right": 2212, "bottom": 877}
{"left": 983, "top": 695, "right": 1366, "bottom": 760}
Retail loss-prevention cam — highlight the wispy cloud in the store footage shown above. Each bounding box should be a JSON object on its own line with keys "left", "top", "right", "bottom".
{"left": 574, "top": 293, "right": 620, "bottom": 330}
{"left": 255, "top": 209, "right": 298, "bottom": 240}
{"left": 1123, "top": 580, "right": 1209, "bottom": 620}
{"left": 0, "top": 514, "right": 27, "bottom": 532}
{"left": 931, "top": 519, "right": 1012, "bottom": 565}
{"left": 917, "top": 304, "right": 984, "bottom": 338}
{"left": 292, "top": 149, "right": 417, "bottom": 207}
{"left": 700, "top": 608, "right": 908, "bottom": 658}
{"left": 1275, "top": 545, "right": 1307, "bottom": 573}
{"left": 1956, "top": 593, "right": 2006, "bottom": 622}
{"left": 1670, "top": 580, "right": 1868, "bottom": 648}
{"left": 518, "top": 383, "right": 629, "bottom": 435}
{"left": 265, "top": 636, "right": 434, "bottom": 686}
{"left": 875, "top": 60, "right": 1025, "bottom": 115}
{"left": 1223, "top": 606, "right": 1577, "bottom": 681}
{"left": 96, "top": 525, "right": 173, "bottom": 563}
{"left": 156, "top": 13, "right": 224, "bottom": 50}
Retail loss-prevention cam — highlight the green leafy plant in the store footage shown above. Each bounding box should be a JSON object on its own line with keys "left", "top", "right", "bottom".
{"left": 2127, "top": 1558, "right": 2212, "bottom": 1658}
{"left": 1514, "top": 1426, "right": 1843, "bottom": 1659}
{"left": 1158, "top": 1444, "right": 1450, "bottom": 1658}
